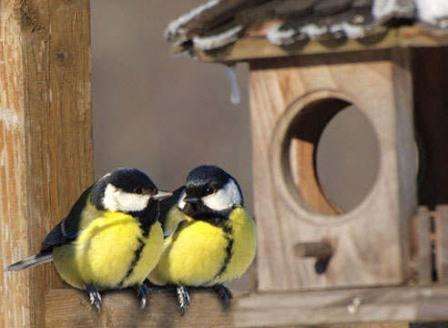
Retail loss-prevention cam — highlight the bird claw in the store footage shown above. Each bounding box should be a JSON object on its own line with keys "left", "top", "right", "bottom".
{"left": 136, "top": 283, "right": 151, "bottom": 309}
{"left": 176, "top": 286, "right": 191, "bottom": 315}
{"left": 86, "top": 285, "right": 102, "bottom": 312}
{"left": 212, "top": 284, "right": 233, "bottom": 308}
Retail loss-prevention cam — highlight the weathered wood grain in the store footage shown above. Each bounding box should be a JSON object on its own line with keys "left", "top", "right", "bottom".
{"left": 45, "top": 286, "right": 448, "bottom": 327}
{"left": 0, "top": 2, "right": 32, "bottom": 326}
{"left": 0, "top": 0, "right": 92, "bottom": 326}
{"left": 177, "top": 0, "right": 266, "bottom": 38}
{"left": 249, "top": 50, "right": 418, "bottom": 291}
{"left": 327, "top": 324, "right": 408, "bottom": 328}
{"left": 435, "top": 206, "right": 448, "bottom": 284}
{"left": 392, "top": 47, "right": 415, "bottom": 287}
{"left": 45, "top": 288, "right": 232, "bottom": 328}
{"left": 409, "top": 207, "right": 432, "bottom": 285}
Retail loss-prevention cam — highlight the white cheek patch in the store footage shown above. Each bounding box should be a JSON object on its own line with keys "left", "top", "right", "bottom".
{"left": 177, "top": 190, "right": 187, "bottom": 210}
{"left": 202, "top": 179, "right": 242, "bottom": 211}
{"left": 103, "top": 184, "right": 151, "bottom": 213}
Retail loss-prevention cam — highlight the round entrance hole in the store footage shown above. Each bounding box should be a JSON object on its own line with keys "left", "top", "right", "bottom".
{"left": 286, "top": 97, "right": 380, "bottom": 216}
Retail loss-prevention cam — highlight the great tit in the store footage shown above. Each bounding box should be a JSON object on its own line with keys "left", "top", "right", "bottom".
{"left": 149, "top": 165, "right": 256, "bottom": 314}
{"left": 7, "top": 168, "right": 171, "bottom": 311}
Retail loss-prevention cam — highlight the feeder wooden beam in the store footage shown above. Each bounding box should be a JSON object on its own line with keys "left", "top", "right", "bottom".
{"left": 44, "top": 286, "right": 448, "bottom": 327}
{"left": 195, "top": 26, "right": 448, "bottom": 63}
{"left": 0, "top": 0, "right": 92, "bottom": 326}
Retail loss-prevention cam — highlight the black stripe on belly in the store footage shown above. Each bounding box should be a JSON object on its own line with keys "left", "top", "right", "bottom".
{"left": 214, "top": 224, "right": 233, "bottom": 280}
{"left": 119, "top": 236, "right": 145, "bottom": 287}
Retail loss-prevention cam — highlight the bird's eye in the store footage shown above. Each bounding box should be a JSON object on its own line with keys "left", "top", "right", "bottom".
{"left": 133, "top": 187, "right": 143, "bottom": 194}
{"left": 205, "top": 186, "right": 214, "bottom": 194}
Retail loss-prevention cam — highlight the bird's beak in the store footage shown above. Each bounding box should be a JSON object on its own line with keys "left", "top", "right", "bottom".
{"left": 184, "top": 196, "right": 201, "bottom": 205}
{"left": 152, "top": 190, "right": 172, "bottom": 200}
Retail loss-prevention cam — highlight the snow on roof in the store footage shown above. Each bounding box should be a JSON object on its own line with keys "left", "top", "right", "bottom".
{"left": 166, "top": 0, "right": 448, "bottom": 59}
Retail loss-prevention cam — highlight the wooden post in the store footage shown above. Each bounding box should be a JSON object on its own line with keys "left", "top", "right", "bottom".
{"left": 0, "top": 0, "right": 92, "bottom": 326}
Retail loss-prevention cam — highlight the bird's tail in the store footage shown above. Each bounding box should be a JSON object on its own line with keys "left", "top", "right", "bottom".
{"left": 6, "top": 251, "right": 53, "bottom": 271}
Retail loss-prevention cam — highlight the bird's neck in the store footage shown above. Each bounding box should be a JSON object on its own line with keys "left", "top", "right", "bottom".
{"left": 132, "top": 201, "right": 159, "bottom": 236}
{"left": 191, "top": 206, "right": 238, "bottom": 227}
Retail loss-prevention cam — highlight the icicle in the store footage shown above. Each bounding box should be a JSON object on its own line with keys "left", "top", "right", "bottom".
{"left": 225, "top": 65, "right": 240, "bottom": 106}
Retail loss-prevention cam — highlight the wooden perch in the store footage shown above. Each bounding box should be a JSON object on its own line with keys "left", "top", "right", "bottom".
{"left": 44, "top": 286, "right": 448, "bottom": 327}
{"left": 295, "top": 241, "right": 334, "bottom": 274}
{"left": 294, "top": 241, "right": 333, "bottom": 259}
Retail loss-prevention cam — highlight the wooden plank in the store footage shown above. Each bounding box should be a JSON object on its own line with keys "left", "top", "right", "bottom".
{"left": 178, "top": 0, "right": 266, "bottom": 38}
{"left": 409, "top": 207, "right": 433, "bottom": 285}
{"left": 0, "top": 2, "right": 34, "bottom": 326}
{"left": 435, "top": 206, "right": 448, "bottom": 284}
{"left": 327, "top": 324, "right": 408, "bottom": 328}
{"left": 195, "top": 26, "right": 448, "bottom": 63}
{"left": 45, "top": 288, "right": 232, "bottom": 327}
{"left": 249, "top": 50, "right": 417, "bottom": 291}
{"left": 45, "top": 286, "right": 448, "bottom": 327}
{"left": 392, "top": 47, "right": 415, "bottom": 287}
{"left": 237, "top": 287, "right": 448, "bottom": 326}
{"left": 0, "top": 0, "right": 92, "bottom": 326}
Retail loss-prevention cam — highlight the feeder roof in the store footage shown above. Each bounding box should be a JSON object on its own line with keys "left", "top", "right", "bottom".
{"left": 166, "top": 0, "right": 448, "bottom": 62}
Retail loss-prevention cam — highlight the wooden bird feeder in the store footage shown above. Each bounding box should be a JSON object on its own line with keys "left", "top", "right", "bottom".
{"left": 164, "top": 0, "right": 448, "bottom": 327}
{"left": 2, "top": 0, "right": 448, "bottom": 327}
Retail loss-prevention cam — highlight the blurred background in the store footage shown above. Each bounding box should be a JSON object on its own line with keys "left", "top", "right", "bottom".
{"left": 91, "top": 0, "right": 253, "bottom": 207}
{"left": 91, "top": 0, "right": 379, "bottom": 216}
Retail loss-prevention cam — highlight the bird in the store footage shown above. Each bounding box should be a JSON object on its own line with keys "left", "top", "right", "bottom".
{"left": 7, "top": 167, "right": 172, "bottom": 311}
{"left": 149, "top": 165, "right": 256, "bottom": 314}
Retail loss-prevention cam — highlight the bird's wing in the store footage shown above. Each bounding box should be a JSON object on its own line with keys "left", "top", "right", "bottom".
{"left": 41, "top": 185, "right": 96, "bottom": 251}
{"left": 158, "top": 186, "right": 187, "bottom": 237}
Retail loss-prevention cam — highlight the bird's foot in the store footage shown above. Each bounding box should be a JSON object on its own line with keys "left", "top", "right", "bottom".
{"left": 212, "top": 284, "right": 233, "bottom": 308}
{"left": 86, "top": 285, "right": 102, "bottom": 312}
{"left": 135, "top": 281, "right": 151, "bottom": 309}
{"left": 176, "top": 286, "right": 191, "bottom": 315}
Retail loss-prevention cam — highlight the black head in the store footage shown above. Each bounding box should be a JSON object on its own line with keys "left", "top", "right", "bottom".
{"left": 91, "top": 168, "right": 171, "bottom": 217}
{"left": 178, "top": 165, "right": 243, "bottom": 221}
{"left": 106, "top": 168, "right": 157, "bottom": 194}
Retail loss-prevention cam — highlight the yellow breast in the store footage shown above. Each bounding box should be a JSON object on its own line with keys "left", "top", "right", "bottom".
{"left": 213, "top": 208, "right": 257, "bottom": 284}
{"left": 122, "top": 221, "right": 163, "bottom": 287}
{"left": 53, "top": 212, "right": 163, "bottom": 290}
{"left": 150, "top": 207, "right": 256, "bottom": 287}
{"left": 213, "top": 207, "right": 257, "bottom": 284}
{"left": 150, "top": 220, "right": 227, "bottom": 286}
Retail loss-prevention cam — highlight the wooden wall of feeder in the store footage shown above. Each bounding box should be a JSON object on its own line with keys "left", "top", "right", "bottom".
{"left": 253, "top": 51, "right": 418, "bottom": 291}
{"left": 165, "top": 0, "right": 448, "bottom": 326}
